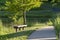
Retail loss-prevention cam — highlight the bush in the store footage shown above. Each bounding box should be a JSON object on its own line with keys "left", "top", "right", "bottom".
{"left": 51, "top": 16, "right": 60, "bottom": 39}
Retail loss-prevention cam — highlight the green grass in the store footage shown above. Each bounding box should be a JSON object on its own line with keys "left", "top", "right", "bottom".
{"left": 0, "top": 28, "right": 34, "bottom": 40}
{"left": 0, "top": 23, "right": 46, "bottom": 40}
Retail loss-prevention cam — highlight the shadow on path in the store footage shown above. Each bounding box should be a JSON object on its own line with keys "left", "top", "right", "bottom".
{"left": 0, "top": 30, "right": 34, "bottom": 40}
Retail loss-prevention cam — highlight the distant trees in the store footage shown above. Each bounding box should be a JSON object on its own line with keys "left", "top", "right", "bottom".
{"left": 40, "top": 0, "right": 59, "bottom": 3}
{"left": 4, "top": 0, "right": 41, "bottom": 24}
{"left": 1, "top": 0, "right": 59, "bottom": 25}
{"left": 0, "top": 0, "right": 6, "bottom": 11}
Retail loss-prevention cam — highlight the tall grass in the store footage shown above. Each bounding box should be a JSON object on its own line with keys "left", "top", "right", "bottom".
{"left": 51, "top": 16, "right": 60, "bottom": 40}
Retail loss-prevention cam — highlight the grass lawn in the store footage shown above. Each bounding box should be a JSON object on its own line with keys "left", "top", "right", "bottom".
{"left": 0, "top": 23, "right": 47, "bottom": 40}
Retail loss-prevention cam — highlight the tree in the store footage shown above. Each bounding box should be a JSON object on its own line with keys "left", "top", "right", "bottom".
{"left": 0, "top": 0, "right": 6, "bottom": 11}
{"left": 5, "top": 0, "right": 42, "bottom": 24}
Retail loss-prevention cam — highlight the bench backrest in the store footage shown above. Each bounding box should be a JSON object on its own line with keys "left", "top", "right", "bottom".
{"left": 14, "top": 25, "right": 27, "bottom": 27}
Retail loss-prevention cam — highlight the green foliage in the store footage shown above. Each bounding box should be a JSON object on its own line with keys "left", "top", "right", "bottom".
{"left": 4, "top": 0, "right": 42, "bottom": 24}
{"left": 51, "top": 15, "right": 60, "bottom": 39}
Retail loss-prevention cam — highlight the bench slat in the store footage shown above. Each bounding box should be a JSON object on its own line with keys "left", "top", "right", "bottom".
{"left": 14, "top": 25, "right": 27, "bottom": 27}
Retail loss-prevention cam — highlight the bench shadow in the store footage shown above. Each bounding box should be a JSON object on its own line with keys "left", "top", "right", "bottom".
{"left": 0, "top": 30, "right": 34, "bottom": 40}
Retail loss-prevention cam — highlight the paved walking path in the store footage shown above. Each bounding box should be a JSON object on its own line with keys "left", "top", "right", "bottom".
{"left": 28, "top": 26, "right": 56, "bottom": 40}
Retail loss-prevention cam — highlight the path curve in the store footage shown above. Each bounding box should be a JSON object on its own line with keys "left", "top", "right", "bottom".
{"left": 28, "top": 26, "right": 56, "bottom": 40}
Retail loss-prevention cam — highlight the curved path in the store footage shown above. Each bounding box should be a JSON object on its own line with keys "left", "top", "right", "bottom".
{"left": 28, "top": 26, "right": 56, "bottom": 40}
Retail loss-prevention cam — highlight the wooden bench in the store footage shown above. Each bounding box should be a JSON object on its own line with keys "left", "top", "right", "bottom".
{"left": 14, "top": 25, "right": 27, "bottom": 32}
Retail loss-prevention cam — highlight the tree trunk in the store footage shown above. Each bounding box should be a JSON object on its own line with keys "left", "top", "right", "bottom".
{"left": 23, "top": 11, "right": 26, "bottom": 24}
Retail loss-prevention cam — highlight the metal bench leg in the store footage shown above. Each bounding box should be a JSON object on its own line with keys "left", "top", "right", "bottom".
{"left": 22, "top": 27, "right": 24, "bottom": 30}
{"left": 16, "top": 28, "right": 18, "bottom": 32}
{"left": 19, "top": 28, "right": 21, "bottom": 30}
